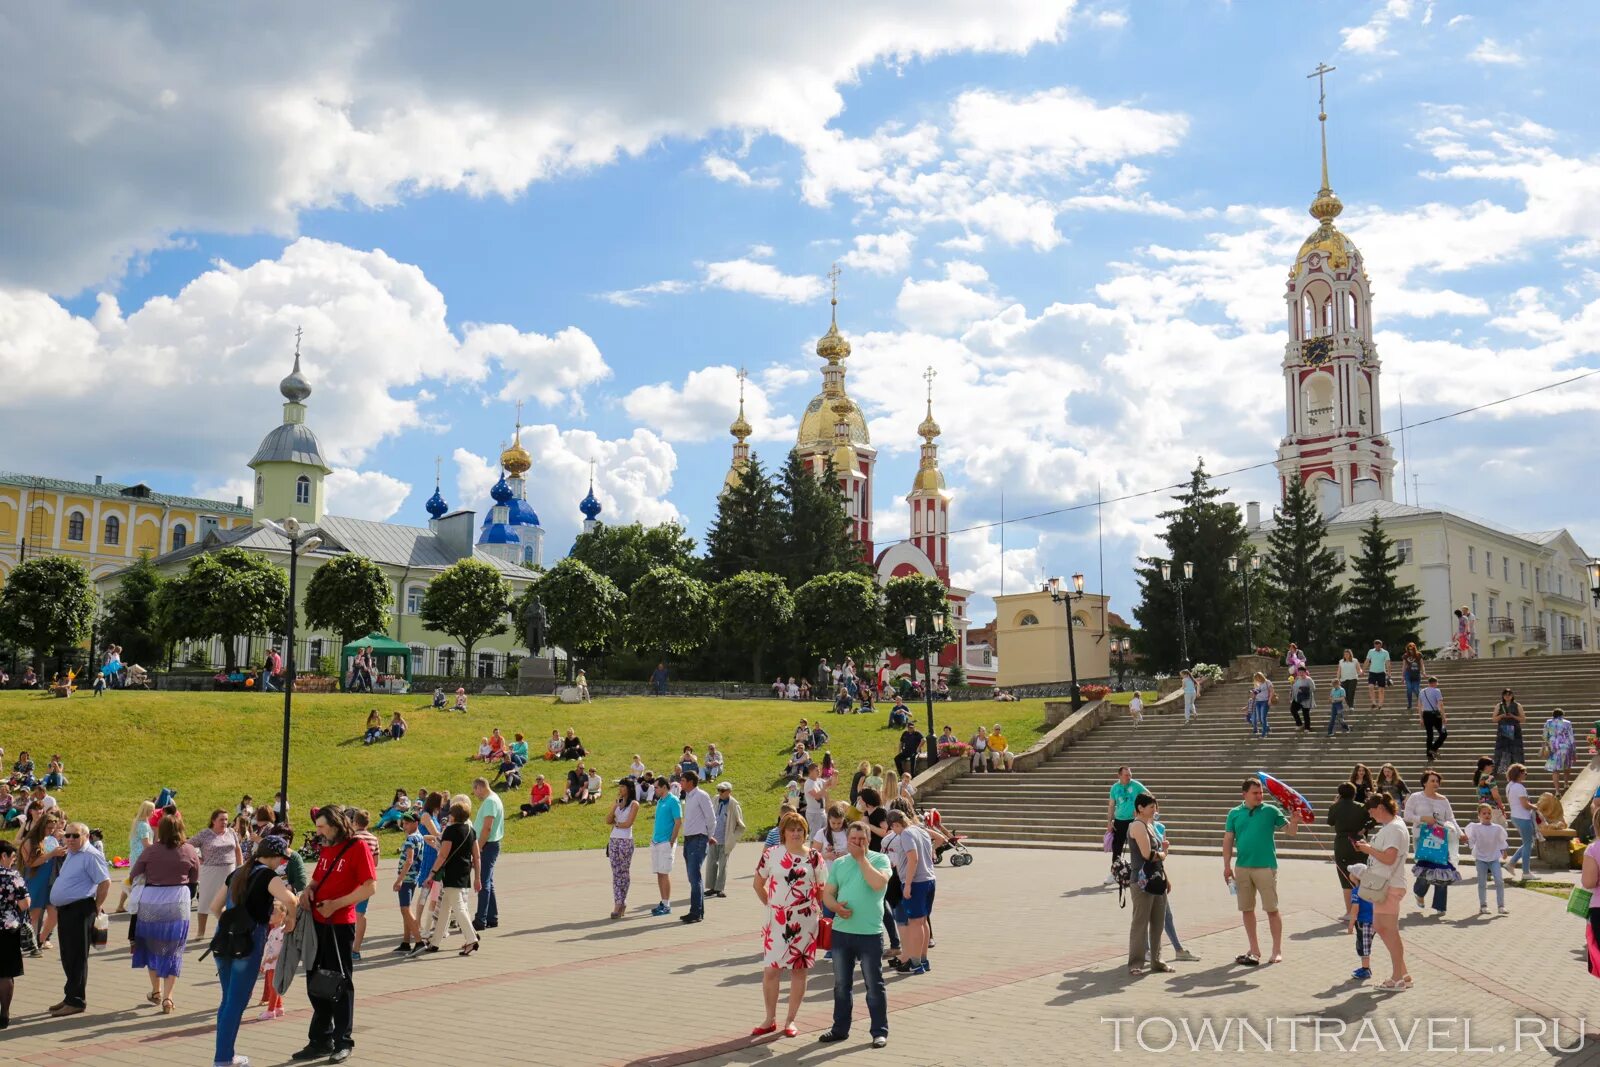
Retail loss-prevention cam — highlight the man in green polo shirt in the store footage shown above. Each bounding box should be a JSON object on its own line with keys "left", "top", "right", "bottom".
{"left": 1104, "top": 766, "right": 1149, "bottom": 885}
{"left": 818, "top": 821, "right": 892, "bottom": 1049}
{"left": 1222, "top": 777, "right": 1299, "bottom": 966}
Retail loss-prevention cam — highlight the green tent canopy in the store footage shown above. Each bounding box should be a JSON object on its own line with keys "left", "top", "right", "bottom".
{"left": 341, "top": 632, "right": 413, "bottom": 685}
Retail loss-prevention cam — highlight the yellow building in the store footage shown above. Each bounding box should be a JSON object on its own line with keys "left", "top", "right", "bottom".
{"left": 0, "top": 472, "right": 252, "bottom": 585}
{"left": 993, "top": 587, "right": 1113, "bottom": 687}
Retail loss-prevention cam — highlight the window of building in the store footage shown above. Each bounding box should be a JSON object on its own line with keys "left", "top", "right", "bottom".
{"left": 1557, "top": 571, "right": 1564, "bottom": 596}
{"left": 1467, "top": 546, "right": 1475, "bottom": 572}
{"left": 1393, "top": 539, "right": 1413, "bottom": 565}
{"left": 477, "top": 652, "right": 496, "bottom": 678}
{"left": 409, "top": 645, "right": 428, "bottom": 674}
{"left": 1484, "top": 551, "right": 1492, "bottom": 576}
{"left": 171, "top": 523, "right": 188, "bottom": 550}
{"left": 1521, "top": 605, "right": 1531, "bottom": 628}
{"left": 1503, "top": 557, "right": 1510, "bottom": 581}
{"left": 1331, "top": 546, "right": 1346, "bottom": 567}
{"left": 405, "top": 585, "right": 425, "bottom": 615}
{"left": 1519, "top": 561, "right": 1527, "bottom": 587}
{"left": 295, "top": 476, "right": 311, "bottom": 505}
{"left": 1488, "top": 595, "right": 1497, "bottom": 623}
{"left": 309, "top": 638, "right": 323, "bottom": 671}
{"left": 1470, "top": 592, "right": 1478, "bottom": 615}
{"left": 1535, "top": 567, "right": 1543, "bottom": 592}
{"left": 254, "top": 475, "right": 264, "bottom": 506}
{"left": 1017, "top": 613, "right": 1040, "bottom": 627}
{"left": 67, "top": 511, "right": 86, "bottom": 541}
{"left": 103, "top": 515, "right": 120, "bottom": 545}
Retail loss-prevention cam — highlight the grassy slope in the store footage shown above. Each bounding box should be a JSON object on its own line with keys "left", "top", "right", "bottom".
{"left": 0, "top": 691, "right": 1051, "bottom": 854}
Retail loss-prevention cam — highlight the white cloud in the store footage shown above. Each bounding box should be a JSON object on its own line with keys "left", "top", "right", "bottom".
{"left": 702, "top": 153, "right": 779, "bottom": 188}
{"left": 0, "top": 237, "right": 609, "bottom": 496}
{"left": 598, "top": 279, "right": 692, "bottom": 307}
{"left": 1340, "top": 0, "right": 1414, "bottom": 54}
{"left": 451, "top": 448, "right": 501, "bottom": 514}
{"left": 621, "top": 363, "right": 799, "bottom": 443}
{"left": 325, "top": 468, "right": 411, "bottom": 521}
{"left": 895, "top": 263, "right": 1006, "bottom": 335}
{"left": 1, "top": 1, "right": 1076, "bottom": 294}
{"left": 703, "top": 258, "right": 826, "bottom": 303}
{"left": 1468, "top": 38, "right": 1525, "bottom": 65}
{"left": 840, "top": 230, "right": 916, "bottom": 275}
{"left": 950, "top": 87, "right": 1188, "bottom": 178}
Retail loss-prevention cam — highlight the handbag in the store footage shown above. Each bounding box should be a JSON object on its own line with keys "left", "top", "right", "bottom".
{"left": 1567, "top": 886, "right": 1593, "bottom": 918}
{"left": 125, "top": 878, "right": 146, "bottom": 916}
{"left": 1415, "top": 824, "right": 1451, "bottom": 866}
{"left": 1356, "top": 863, "right": 1390, "bottom": 904}
{"left": 1102, "top": 829, "right": 1114, "bottom": 853}
{"left": 816, "top": 916, "right": 833, "bottom": 950}
{"left": 306, "top": 840, "right": 357, "bottom": 1001}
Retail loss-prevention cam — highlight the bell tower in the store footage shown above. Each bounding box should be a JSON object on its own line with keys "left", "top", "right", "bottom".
{"left": 906, "top": 367, "right": 951, "bottom": 583}
{"left": 1274, "top": 63, "right": 1394, "bottom": 515}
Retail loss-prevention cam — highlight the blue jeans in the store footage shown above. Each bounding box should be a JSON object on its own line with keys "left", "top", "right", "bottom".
{"left": 1252, "top": 701, "right": 1269, "bottom": 736}
{"left": 1405, "top": 674, "right": 1420, "bottom": 710}
{"left": 1326, "top": 702, "right": 1346, "bottom": 735}
{"left": 1476, "top": 859, "right": 1505, "bottom": 908}
{"left": 1510, "top": 817, "right": 1535, "bottom": 874}
{"left": 682, "top": 834, "right": 708, "bottom": 917}
{"left": 829, "top": 930, "right": 888, "bottom": 1038}
{"left": 214, "top": 923, "right": 268, "bottom": 1066}
{"left": 1162, "top": 904, "right": 1184, "bottom": 954}
{"left": 475, "top": 839, "right": 501, "bottom": 926}
{"left": 1413, "top": 875, "right": 1448, "bottom": 913}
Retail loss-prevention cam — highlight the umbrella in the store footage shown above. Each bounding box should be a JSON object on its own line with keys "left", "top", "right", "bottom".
{"left": 1257, "top": 770, "right": 1315, "bottom": 824}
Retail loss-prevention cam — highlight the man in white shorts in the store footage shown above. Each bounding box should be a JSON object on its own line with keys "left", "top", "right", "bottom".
{"left": 650, "top": 776, "right": 682, "bottom": 917}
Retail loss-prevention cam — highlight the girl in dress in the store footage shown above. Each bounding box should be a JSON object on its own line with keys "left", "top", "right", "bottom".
{"left": 1543, "top": 708, "right": 1576, "bottom": 795}
{"left": 750, "top": 812, "right": 827, "bottom": 1038}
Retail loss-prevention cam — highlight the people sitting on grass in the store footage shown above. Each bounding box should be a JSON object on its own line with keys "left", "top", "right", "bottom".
{"left": 375, "top": 789, "right": 412, "bottom": 831}
{"left": 833, "top": 687, "right": 852, "bottom": 714}
{"left": 563, "top": 763, "right": 592, "bottom": 804}
{"left": 431, "top": 686, "right": 447, "bottom": 709}
{"left": 783, "top": 745, "right": 811, "bottom": 781}
{"left": 11, "top": 752, "right": 35, "bottom": 786}
{"left": 858, "top": 692, "right": 874, "bottom": 716}
{"left": 41, "top": 755, "right": 68, "bottom": 789}
{"left": 545, "top": 731, "right": 564, "bottom": 760}
{"left": 587, "top": 766, "right": 603, "bottom": 799}
{"left": 453, "top": 687, "right": 469, "bottom": 711}
{"left": 389, "top": 709, "right": 407, "bottom": 740}
{"left": 520, "top": 775, "right": 553, "bottom": 817}
{"left": 474, "top": 737, "right": 493, "bottom": 762}
{"left": 562, "top": 729, "right": 587, "bottom": 760}
{"left": 494, "top": 733, "right": 529, "bottom": 787}
{"left": 486, "top": 728, "right": 508, "bottom": 763}
{"left": 704, "top": 744, "right": 724, "bottom": 781}
{"left": 795, "top": 719, "right": 813, "bottom": 747}
{"left": 21, "top": 666, "right": 38, "bottom": 688}
{"left": 678, "top": 746, "right": 701, "bottom": 781}
{"left": 889, "top": 699, "right": 912, "bottom": 728}
{"left": 363, "top": 709, "right": 385, "bottom": 745}
{"left": 798, "top": 679, "right": 812, "bottom": 701}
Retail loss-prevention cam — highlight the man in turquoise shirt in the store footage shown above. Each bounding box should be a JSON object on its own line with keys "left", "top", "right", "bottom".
{"left": 1362, "top": 639, "right": 1392, "bottom": 711}
{"left": 1104, "top": 766, "right": 1149, "bottom": 885}
{"left": 650, "top": 779, "right": 683, "bottom": 916}
{"left": 1222, "top": 777, "right": 1299, "bottom": 966}
{"left": 471, "top": 778, "right": 505, "bottom": 929}
{"left": 818, "top": 822, "right": 892, "bottom": 1048}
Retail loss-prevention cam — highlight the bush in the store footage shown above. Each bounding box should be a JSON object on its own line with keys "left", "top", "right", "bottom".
{"left": 1254, "top": 646, "right": 1279, "bottom": 658}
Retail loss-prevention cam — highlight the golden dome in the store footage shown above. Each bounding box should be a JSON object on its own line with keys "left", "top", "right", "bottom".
{"left": 729, "top": 404, "right": 752, "bottom": 442}
{"left": 796, "top": 392, "right": 869, "bottom": 450}
{"left": 1309, "top": 186, "right": 1343, "bottom": 224}
{"left": 917, "top": 403, "right": 941, "bottom": 442}
{"left": 914, "top": 465, "right": 946, "bottom": 492}
{"left": 500, "top": 431, "right": 532, "bottom": 476}
{"left": 816, "top": 300, "right": 851, "bottom": 363}
{"left": 1294, "top": 221, "right": 1358, "bottom": 276}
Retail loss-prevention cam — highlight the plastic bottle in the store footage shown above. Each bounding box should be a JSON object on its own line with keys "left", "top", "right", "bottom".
{"left": 1227, "top": 877, "right": 1238, "bottom": 897}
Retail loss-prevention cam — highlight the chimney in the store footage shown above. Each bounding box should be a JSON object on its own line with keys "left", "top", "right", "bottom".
{"left": 1246, "top": 501, "right": 1261, "bottom": 528}
{"left": 431, "top": 510, "right": 476, "bottom": 561}
{"left": 95, "top": 475, "right": 103, "bottom": 485}
{"left": 1352, "top": 478, "right": 1379, "bottom": 504}
{"left": 236, "top": 495, "right": 244, "bottom": 507}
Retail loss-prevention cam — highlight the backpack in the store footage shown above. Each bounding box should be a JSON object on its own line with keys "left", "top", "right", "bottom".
{"left": 1110, "top": 858, "right": 1133, "bottom": 909}
{"left": 205, "top": 866, "right": 270, "bottom": 961}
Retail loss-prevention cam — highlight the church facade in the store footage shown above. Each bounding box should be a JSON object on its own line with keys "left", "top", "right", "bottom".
{"left": 725, "top": 291, "right": 998, "bottom": 686}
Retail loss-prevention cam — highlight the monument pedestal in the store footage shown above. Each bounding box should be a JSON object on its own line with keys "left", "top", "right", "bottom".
{"left": 516, "top": 656, "right": 559, "bottom": 696}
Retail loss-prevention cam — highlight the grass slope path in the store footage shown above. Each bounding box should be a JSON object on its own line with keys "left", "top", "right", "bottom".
{"left": 0, "top": 691, "right": 1050, "bottom": 853}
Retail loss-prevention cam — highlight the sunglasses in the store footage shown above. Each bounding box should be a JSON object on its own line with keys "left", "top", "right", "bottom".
{"left": 63, "top": 832, "right": 82, "bottom": 839}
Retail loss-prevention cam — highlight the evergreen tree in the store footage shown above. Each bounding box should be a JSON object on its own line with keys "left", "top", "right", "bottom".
{"left": 100, "top": 554, "right": 166, "bottom": 667}
{"left": 1338, "top": 516, "right": 1425, "bottom": 650}
{"left": 1130, "top": 460, "right": 1251, "bottom": 671}
{"left": 705, "top": 454, "right": 785, "bottom": 582}
{"left": 777, "top": 450, "right": 861, "bottom": 587}
{"left": 1261, "top": 478, "right": 1345, "bottom": 661}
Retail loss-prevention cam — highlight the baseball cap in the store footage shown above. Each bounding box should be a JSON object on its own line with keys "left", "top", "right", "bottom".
{"left": 716, "top": 781, "right": 732, "bottom": 792}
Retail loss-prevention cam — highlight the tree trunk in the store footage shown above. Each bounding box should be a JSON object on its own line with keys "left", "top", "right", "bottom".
{"left": 463, "top": 640, "right": 475, "bottom": 679}
{"left": 752, "top": 646, "right": 763, "bottom": 685}
{"left": 223, "top": 635, "right": 238, "bottom": 673}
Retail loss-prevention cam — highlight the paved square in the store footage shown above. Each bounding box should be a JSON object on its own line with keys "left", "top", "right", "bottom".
{"left": 5, "top": 846, "right": 1597, "bottom": 1065}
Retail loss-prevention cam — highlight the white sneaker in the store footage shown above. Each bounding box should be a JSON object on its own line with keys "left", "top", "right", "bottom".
{"left": 1479, "top": 905, "right": 1489, "bottom": 915}
{"left": 1174, "top": 949, "right": 1200, "bottom": 962}
{"left": 1497, "top": 907, "right": 1509, "bottom": 915}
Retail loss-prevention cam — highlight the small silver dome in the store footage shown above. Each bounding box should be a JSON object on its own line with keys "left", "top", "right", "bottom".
{"left": 280, "top": 352, "right": 312, "bottom": 403}
{"left": 249, "top": 422, "right": 330, "bottom": 470}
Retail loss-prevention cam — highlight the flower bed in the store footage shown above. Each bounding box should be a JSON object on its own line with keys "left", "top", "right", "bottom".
{"left": 938, "top": 741, "right": 972, "bottom": 759}
{"left": 1078, "top": 683, "right": 1111, "bottom": 701}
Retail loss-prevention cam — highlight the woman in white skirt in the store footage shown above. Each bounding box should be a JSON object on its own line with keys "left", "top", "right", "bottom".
{"left": 187, "top": 809, "right": 242, "bottom": 940}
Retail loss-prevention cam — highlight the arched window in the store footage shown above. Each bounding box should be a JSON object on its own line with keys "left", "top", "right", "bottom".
{"left": 103, "top": 515, "right": 120, "bottom": 545}
{"left": 1017, "top": 613, "right": 1040, "bottom": 627}
{"left": 254, "top": 475, "right": 264, "bottom": 506}
{"left": 171, "top": 523, "right": 188, "bottom": 551}
{"left": 1345, "top": 291, "right": 1359, "bottom": 331}
{"left": 295, "top": 475, "right": 311, "bottom": 505}
{"left": 67, "top": 511, "right": 86, "bottom": 541}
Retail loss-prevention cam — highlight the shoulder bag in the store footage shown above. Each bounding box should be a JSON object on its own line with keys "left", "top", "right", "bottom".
{"left": 306, "top": 840, "right": 358, "bottom": 1002}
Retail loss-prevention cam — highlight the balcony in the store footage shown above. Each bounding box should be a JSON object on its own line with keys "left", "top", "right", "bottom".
{"left": 1523, "top": 626, "right": 1547, "bottom": 644}
{"left": 1487, "top": 616, "right": 1515, "bottom": 635}
{"left": 1562, "top": 635, "right": 1584, "bottom": 651}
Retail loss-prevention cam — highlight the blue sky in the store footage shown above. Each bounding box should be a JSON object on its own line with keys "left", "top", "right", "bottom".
{"left": 3, "top": 1, "right": 1598, "bottom": 623}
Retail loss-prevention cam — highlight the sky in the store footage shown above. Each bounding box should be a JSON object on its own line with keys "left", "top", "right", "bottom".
{"left": 2, "top": 1, "right": 1598, "bottom": 625}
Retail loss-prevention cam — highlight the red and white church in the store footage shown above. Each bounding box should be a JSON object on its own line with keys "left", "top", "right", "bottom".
{"left": 723, "top": 293, "right": 997, "bottom": 686}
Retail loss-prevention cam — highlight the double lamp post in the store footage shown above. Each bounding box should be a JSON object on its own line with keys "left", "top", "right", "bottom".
{"left": 902, "top": 612, "right": 945, "bottom": 768}
{"left": 260, "top": 516, "right": 321, "bottom": 822}
{"left": 1044, "top": 573, "right": 1086, "bottom": 710}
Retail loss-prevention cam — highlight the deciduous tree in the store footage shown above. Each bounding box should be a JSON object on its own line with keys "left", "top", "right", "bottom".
{"left": 303, "top": 554, "right": 392, "bottom": 647}
{"left": 0, "top": 556, "right": 96, "bottom": 671}
{"left": 713, "top": 570, "right": 794, "bottom": 681}
{"left": 419, "top": 558, "right": 511, "bottom": 675}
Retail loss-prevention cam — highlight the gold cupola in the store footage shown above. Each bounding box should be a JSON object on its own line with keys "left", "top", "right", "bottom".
{"left": 500, "top": 402, "right": 532, "bottom": 477}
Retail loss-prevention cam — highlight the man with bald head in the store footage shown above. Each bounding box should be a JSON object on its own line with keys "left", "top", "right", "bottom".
{"left": 48, "top": 821, "right": 111, "bottom": 1016}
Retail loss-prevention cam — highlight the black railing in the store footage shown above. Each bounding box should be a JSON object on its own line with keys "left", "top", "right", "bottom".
{"left": 1562, "top": 635, "right": 1584, "bottom": 651}
{"left": 1523, "top": 626, "right": 1547, "bottom": 643}
{"left": 1488, "top": 616, "right": 1515, "bottom": 635}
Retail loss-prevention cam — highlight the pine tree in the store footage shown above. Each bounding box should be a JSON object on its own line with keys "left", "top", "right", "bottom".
{"left": 1131, "top": 459, "right": 1251, "bottom": 670}
{"left": 777, "top": 450, "right": 861, "bottom": 587}
{"left": 705, "top": 454, "right": 785, "bottom": 582}
{"left": 1339, "top": 516, "right": 1425, "bottom": 650}
{"left": 1261, "top": 478, "right": 1345, "bottom": 661}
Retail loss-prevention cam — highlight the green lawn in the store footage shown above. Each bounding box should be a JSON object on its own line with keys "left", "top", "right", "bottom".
{"left": 0, "top": 691, "right": 1051, "bottom": 854}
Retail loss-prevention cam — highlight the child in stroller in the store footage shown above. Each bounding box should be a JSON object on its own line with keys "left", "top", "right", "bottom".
{"left": 923, "top": 808, "right": 973, "bottom": 867}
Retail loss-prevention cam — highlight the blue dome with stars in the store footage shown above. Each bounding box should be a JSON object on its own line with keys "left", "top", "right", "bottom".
{"left": 424, "top": 484, "right": 449, "bottom": 520}
{"left": 489, "top": 474, "right": 514, "bottom": 505}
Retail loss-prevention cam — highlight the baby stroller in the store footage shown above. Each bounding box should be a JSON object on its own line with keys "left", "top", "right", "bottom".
{"left": 924, "top": 808, "right": 973, "bottom": 867}
{"left": 125, "top": 664, "right": 152, "bottom": 689}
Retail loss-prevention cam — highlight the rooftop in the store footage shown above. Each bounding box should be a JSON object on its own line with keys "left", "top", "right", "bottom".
{"left": 0, "top": 470, "right": 251, "bottom": 515}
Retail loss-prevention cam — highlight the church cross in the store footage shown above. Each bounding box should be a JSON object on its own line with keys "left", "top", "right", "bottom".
{"left": 827, "top": 263, "right": 841, "bottom": 304}
{"left": 434, "top": 455, "right": 441, "bottom": 487}
{"left": 736, "top": 364, "right": 747, "bottom": 403}
{"left": 514, "top": 399, "right": 523, "bottom": 433}
{"left": 294, "top": 325, "right": 303, "bottom": 355}
{"left": 923, "top": 365, "right": 937, "bottom": 405}
{"left": 1307, "top": 62, "right": 1337, "bottom": 191}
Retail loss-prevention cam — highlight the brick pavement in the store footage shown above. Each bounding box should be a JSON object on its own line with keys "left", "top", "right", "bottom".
{"left": 3, "top": 847, "right": 1598, "bottom": 1066}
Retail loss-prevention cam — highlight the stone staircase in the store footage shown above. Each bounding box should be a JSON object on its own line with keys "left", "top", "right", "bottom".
{"left": 930, "top": 654, "right": 1600, "bottom": 859}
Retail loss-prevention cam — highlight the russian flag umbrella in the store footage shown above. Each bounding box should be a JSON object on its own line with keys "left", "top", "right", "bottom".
{"left": 1257, "top": 770, "right": 1315, "bottom": 824}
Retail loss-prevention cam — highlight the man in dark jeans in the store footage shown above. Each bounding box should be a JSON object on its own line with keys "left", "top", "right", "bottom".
{"left": 48, "top": 821, "right": 111, "bottom": 1017}
{"left": 677, "top": 772, "right": 714, "bottom": 923}
{"left": 893, "top": 725, "right": 923, "bottom": 777}
{"left": 855, "top": 789, "right": 900, "bottom": 956}
{"left": 818, "top": 822, "right": 892, "bottom": 1048}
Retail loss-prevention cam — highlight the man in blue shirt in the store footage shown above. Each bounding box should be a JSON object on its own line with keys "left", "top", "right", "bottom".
{"left": 471, "top": 777, "right": 506, "bottom": 930}
{"left": 650, "top": 777, "right": 682, "bottom": 916}
{"left": 1362, "top": 639, "right": 1392, "bottom": 711}
{"left": 48, "top": 821, "right": 111, "bottom": 1016}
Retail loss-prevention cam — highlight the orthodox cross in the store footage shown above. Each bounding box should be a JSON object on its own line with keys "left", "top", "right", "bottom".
{"left": 588, "top": 458, "right": 596, "bottom": 486}
{"left": 294, "top": 325, "right": 303, "bottom": 355}
{"left": 923, "top": 365, "right": 937, "bottom": 404}
{"left": 434, "top": 455, "right": 442, "bottom": 487}
{"left": 828, "top": 262, "right": 841, "bottom": 303}
{"left": 736, "top": 364, "right": 747, "bottom": 404}
{"left": 513, "top": 398, "right": 523, "bottom": 435}
{"left": 1307, "top": 62, "right": 1337, "bottom": 189}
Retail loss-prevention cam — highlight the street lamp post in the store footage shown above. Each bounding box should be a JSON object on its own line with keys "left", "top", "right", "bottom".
{"left": 1160, "top": 561, "right": 1194, "bottom": 666}
{"left": 903, "top": 612, "right": 946, "bottom": 769}
{"left": 1227, "top": 554, "right": 1263, "bottom": 652}
{"left": 1044, "top": 573, "right": 1087, "bottom": 710}
{"left": 1588, "top": 559, "right": 1600, "bottom": 607}
{"left": 260, "top": 517, "right": 321, "bottom": 823}
{"left": 1111, "top": 635, "right": 1131, "bottom": 690}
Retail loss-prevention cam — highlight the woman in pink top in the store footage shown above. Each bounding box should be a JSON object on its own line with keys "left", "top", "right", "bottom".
{"left": 129, "top": 814, "right": 200, "bottom": 1013}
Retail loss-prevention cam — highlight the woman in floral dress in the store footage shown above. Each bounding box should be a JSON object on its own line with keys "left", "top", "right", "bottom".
{"left": 1543, "top": 708, "right": 1577, "bottom": 795}
{"left": 0, "top": 839, "right": 31, "bottom": 1028}
{"left": 750, "top": 811, "right": 827, "bottom": 1038}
